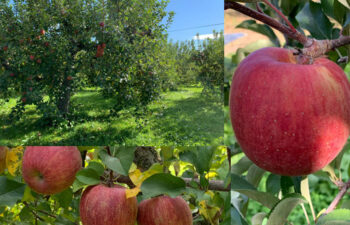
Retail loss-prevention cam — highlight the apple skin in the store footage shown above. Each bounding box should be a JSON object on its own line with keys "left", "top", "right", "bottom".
{"left": 22, "top": 146, "right": 82, "bottom": 195}
{"left": 137, "top": 196, "right": 192, "bottom": 225}
{"left": 80, "top": 184, "right": 137, "bottom": 225}
{"left": 230, "top": 47, "right": 350, "bottom": 176}
{"left": 0, "top": 147, "right": 7, "bottom": 174}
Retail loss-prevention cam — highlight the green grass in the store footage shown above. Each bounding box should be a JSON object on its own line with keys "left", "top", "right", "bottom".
{"left": 0, "top": 86, "right": 223, "bottom": 146}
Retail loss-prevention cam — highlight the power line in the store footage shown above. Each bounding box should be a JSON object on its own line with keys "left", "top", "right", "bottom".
{"left": 168, "top": 23, "right": 224, "bottom": 32}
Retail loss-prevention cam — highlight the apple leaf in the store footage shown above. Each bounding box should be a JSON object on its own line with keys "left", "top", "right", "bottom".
{"left": 179, "top": 146, "right": 216, "bottom": 175}
{"left": 75, "top": 168, "right": 101, "bottom": 185}
{"left": 246, "top": 164, "right": 265, "bottom": 188}
{"left": 316, "top": 209, "right": 350, "bottom": 225}
{"left": 53, "top": 188, "right": 73, "bottom": 209}
{"left": 266, "top": 174, "right": 281, "bottom": 195}
{"left": 236, "top": 20, "right": 280, "bottom": 47}
{"left": 296, "top": 1, "right": 333, "bottom": 39}
{"left": 231, "top": 156, "right": 253, "bottom": 175}
{"left": 232, "top": 174, "right": 279, "bottom": 209}
{"left": 267, "top": 193, "right": 307, "bottom": 225}
{"left": 252, "top": 213, "right": 267, "bottom": 225}
{"left": 99, "top": 148, "right": 134, "bottom": 176}
{"left": 0, "top": 176, "right": 26, "bottom": 206}
{"left": 141, "top": 173, "right": 186, "bottom": 199}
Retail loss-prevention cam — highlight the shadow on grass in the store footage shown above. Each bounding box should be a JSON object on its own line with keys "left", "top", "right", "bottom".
{"left": 149, "top": 93, "right": 224, "bottom": 145}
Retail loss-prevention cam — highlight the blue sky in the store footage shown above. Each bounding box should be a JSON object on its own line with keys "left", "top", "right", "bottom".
{"left": 165, "top": 0, "right": 224, "bottom": 42}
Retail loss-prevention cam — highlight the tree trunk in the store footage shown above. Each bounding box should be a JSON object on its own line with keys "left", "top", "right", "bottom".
{"left": 57, "top": 78, "right": 72, "bottom": 117}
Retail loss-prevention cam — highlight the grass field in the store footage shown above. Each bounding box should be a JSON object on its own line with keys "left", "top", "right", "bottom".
{"left": 0, "top": 86, "right": 223, "bottom": 146}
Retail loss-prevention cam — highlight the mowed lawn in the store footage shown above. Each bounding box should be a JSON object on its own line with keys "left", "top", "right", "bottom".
{"left": 0, "top": 86, "right": 223, "bottom": 146}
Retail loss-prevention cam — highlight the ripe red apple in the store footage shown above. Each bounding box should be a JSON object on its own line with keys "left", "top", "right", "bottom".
{"left": 80, "top": 184, "right": 137, "bottom": 225}
{"left": 101, "top": 43, "right": 106, "bottom": 49}
{"left": 3, "top": 46, "right": 8, "bottom": 51}
{"left": 10, "top": 73, "right": 14, "bottom": 77}
{"left": 230, "top": 47, "right": 350, "bottom": 176}
{"left": 0, "top": 147, "right": 7, "bottom": 174}
{"left": 137, "top": 196, "right": 192, "bottom": 225}
{"left": 40, "top": 29, "right": 45, "bottom": 35}
{"left": 21, "top": 97, "right": 26, "bottom": 103}
{"left": 22, "top": 146, "right": 82, "bottom": 195}
{"left": 44, "top": 42, "right": 50, "bottom": 47}
{"left": 29, "top": 55, "right": 35, "bottom": 60}
{"left": 36, "top": 59, "right": 42, "bottom": 64}
{"left": 99, "top": 22, "right": 105, "bottom": 27}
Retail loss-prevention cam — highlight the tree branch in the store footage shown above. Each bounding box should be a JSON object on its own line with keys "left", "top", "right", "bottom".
{"left": 225, "top": 1, "right": 350, "bottom": 61}
{"left": 224, "top": 1, "right": 310, "bottom": 46}
{"left": 324, "top": 180, "right": 350, "bottom": 215}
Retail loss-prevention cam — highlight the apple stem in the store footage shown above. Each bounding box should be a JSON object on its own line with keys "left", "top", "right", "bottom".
{"left": 261, "top": 0, "right": 296, "bottom": 33}
{"left": 225, "top": 1, "right": 350, "bottom": 61}
{"left": 324, "top": 180, "right": 350, "bottom": 215}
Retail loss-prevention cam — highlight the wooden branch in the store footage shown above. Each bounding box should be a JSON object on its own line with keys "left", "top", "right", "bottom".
{"left": 225, "top": 1, "right": 350, "bottom": 61}
{"left": 224, "top": 1, "right": 310, "bottom": 46}
{"left": 324, "top": 180, "right": 350, "bottom": 214}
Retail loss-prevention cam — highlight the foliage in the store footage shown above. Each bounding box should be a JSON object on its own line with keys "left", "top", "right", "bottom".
{"left": 0, "top": 146, "right": 230, "bottom": 225}
{"left": 0, "top": 0, "right": 173, "bottom": 121}
{"left": 193, "top": 31, "right": 224, "bottom": 96}
{"left": 226, "top": 0, "right": 350, "bottom": 224}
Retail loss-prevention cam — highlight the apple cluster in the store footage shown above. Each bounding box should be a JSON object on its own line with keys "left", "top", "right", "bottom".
{"left": 230, "top": 47, "right": 350, "bottom": 176}
{"left": 21, "top": 147, "right": 193, "bottom": 225}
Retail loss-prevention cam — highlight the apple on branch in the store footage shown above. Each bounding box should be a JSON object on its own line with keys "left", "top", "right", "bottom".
{"left": 137, "top": 195, "right": 193, "bottom": 225}
{"left": 80, "top": 184, "right": 137, "bottom": 225}
{"left": 22, "top": 146, "right": 82, "bottom": 195}
{"left": 230, "top": 47, "right": 350, "bottom": 176}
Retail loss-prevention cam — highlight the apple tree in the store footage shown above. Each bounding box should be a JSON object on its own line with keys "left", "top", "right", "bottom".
{"left": 226, "top": 0, "right": 350, "bottom": 224}
{"left": 0, "top": 146, "right": 230, "bottom": 225}
{"left": 0, "top": 0, "right": 173, "bottom": 123}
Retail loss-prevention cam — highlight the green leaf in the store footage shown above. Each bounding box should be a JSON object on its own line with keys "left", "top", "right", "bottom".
{"left": 0, "top": 176, "right": 26, "bottom": 206}
{"left": 87, "top": 161, "right": 105, "bottom": 175}
{"left": 232, "top": 174, "right": 279, "bottom": 209}
{"left": 179, "top": 147, "right": 216, "bottom": 175}
{"left": 75, "top": 168, "right": 101, "bottom": 185}
{"left": 267, "top": 194, "right": 307, "bottom": 225}
{"left": 246, "top": 164, "right": 265, "bottom": 188}
{"left": 141, "top": 173, "right": 186, "bottom": 199}
{"left": 338, "top": 0, "right": 350, "bottom": 9}
{"left": 316, "top": 209, "right": 350, "bottom": 225}
{"left": 266, "top": 174, "right": 281, "bottom": 195}
{"left": 252, "top": 213, "right": 267, "bottom": 225}
{"left": 53, "top": 188, "right": 73, "bottom": 209}
{"left": 99, "top": 148, "right": 134, "bottom": 176}
{"left": 321, "top": 0, "right": 335, "bottom": 18}
{"left": 236, "top": 20, "right": 280, "bottom": 47}
{"left": 231, "top": 156, "right": 253, "bottom": 175}
{"left": 296, "top": 1, "right": 333, "bottom": 39}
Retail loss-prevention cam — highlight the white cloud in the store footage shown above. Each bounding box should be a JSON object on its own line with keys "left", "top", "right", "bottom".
{"left": 193, "top": 33, "right": 222, "bottom": 40}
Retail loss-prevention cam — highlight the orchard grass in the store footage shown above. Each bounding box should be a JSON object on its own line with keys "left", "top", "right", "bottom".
{"left": 0, "top": 86, "right": 223, "bottom": 146}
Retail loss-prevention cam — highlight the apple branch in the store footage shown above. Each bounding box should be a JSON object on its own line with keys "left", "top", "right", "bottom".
{"left": 225, "top": 1, "right": 350, "bottom": 61}
{"left": 324, "top": 180, "right": 350, "bottom": 215}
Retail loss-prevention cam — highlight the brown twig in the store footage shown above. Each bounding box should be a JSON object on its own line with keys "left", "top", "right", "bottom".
{"left": 324, "top": 180, "right": 350, "bottom": 215}
{"left": 261, "top": 0, "right": 296, "bottom": 32}
{"left": 225, "top": 1, "right": 350, "bottom": 61}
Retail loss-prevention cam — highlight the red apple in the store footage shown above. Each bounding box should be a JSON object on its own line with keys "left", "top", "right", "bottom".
{"left": 101, "top": 43, "right": 106, "bottom": 49}
{"left": 10, "top": 73, "right": 14, "bottom": 77}
{"left": 30, "top": 55, "right": 35, "bottom": 60}
{"left": 21, "top": 97, "right": 26, "bottom": 103}
{"left": 230, "top": 47, "right": 350, "bottom": 176}
{"left": 22, "top": 146, "right": 82, "bottom": 195}
{"left": 99, "top": 22, "right": 105, "bottom": 27}
{"left": 40, "top": 29, "right": 45, "bottom": 35}
{"left": 80, "top": 184, "right": 137, "bottom": 225}
{"left": 67, "top": 76, "right": 73, "bottom": 81}
{"left": 0, "top": 147, "right": 7, "bottom": 174}
{"left": 36, "top": 59, "right": 42, "bottom": 64}
{"left": 3, "top": 46, "right": 8, "bottom": 51}
{"left": 44, "top": 42, "right": 50, "bottom": 47}
{"left": 137, "top": 196, "right": 192, "bottom": 225}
